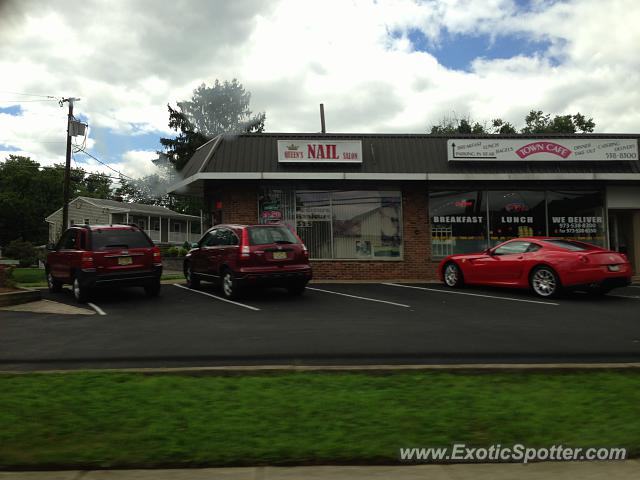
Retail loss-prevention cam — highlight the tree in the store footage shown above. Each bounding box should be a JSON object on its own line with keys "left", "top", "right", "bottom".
{"left": 0, "top": 155, "right": 114, "bottom": 246}
{"left": 428, "top": 110, "right": 594, "bottom": 135}
{"left": 160, "top": 79, "right": 266, "bottom": 171}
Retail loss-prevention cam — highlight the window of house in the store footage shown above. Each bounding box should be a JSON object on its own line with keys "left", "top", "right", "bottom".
{"left": 84, "top": 218, "right": 90, "bottom": 224}
{"left": 172, "top": 222, "right": 182, "bottom": 232}
{"left": 429, "top": 191, "right": 488, "bottom": 258}
{"left": 259, "top": 188, "right": 403, "bottom": 260}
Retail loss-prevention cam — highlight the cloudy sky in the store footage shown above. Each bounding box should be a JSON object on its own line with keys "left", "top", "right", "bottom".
{"left": 1, "top": 0, "right": 639, "bottom": 179}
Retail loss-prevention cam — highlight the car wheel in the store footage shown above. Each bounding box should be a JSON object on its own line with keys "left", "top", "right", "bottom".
{"left": 221, "top": 270, "right": 239, "bottom": 299}
{"left": 144, "top": 281, "right": 161, "bottom": 297}
{"left": 287, "top": 283, "right": 307, "bottom": 296}
{"left": 72, "top": 276, "right": 89, "bottom": 303}
{"left": 530, "top": 266, "right": 560, "bottom": 298}
{"left": 185, "top": 263, "right": 200, "bottom": 289}
{"left": 443, "top": 262, "right": 464, "bottom": 288}
{"left": 46, "top": 271, "right": 62, "bottom": 293}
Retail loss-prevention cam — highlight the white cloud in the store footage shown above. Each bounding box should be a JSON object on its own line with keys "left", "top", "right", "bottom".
{"left": 0, "top": 0, "right": 639, "bottom": 174}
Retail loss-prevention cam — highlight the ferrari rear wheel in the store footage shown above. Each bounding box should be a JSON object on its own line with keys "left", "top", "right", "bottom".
{"left": 443, "top": 262, "right": 464, "bottom": 288}
{"left": 530, "top": 266, "right": 560, "bottom": 298}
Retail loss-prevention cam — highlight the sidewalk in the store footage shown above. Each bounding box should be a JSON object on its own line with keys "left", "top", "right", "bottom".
{"left": 2, "top": 461, "right": 639, "bottom": 480}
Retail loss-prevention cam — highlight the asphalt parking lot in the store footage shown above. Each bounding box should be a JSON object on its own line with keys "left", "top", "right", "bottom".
{"left": 1, "top": 281, "right": 640, "bottom": 370}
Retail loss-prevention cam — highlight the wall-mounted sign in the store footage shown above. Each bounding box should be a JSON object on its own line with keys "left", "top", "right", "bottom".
{"left": 278, "top": 140, "right": 363, "bottom": 163}
{"left": 447, "top": 138, "right": 638, "bottom": 161}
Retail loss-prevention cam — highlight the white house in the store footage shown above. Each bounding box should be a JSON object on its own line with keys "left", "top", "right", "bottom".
{"left": 45, "top": 197, "right": 202, "bottom": 245}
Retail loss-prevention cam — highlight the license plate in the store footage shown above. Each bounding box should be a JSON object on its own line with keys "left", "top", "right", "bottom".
{"left": 273, "top": 251, "right": 287, "bottom": 259}
{"left": 608, "top": 264, "right": 620, "bottom": 272}
{"left": 118, "top": 256, "right": 133, "bottom": 265}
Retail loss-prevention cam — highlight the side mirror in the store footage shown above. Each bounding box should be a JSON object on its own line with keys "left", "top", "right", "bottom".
{"left": 483, "top": 247, "right": 493, "bottom": 255}
{"left": 46, "top": 243, "right": 56, "bottom": 251}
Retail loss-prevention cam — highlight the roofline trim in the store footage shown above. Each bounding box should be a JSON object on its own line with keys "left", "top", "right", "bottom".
{"left": 197, "top": 135, "right": 223, "bottom": 174}
{"left": 167, "top": 172, "right": 640, "bottom": 192}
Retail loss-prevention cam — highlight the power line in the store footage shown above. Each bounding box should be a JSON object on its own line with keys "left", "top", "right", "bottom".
{"left": 74, "top": 148, "right": 134, "bottom": 180}
{"left": 0, "top": 99, "right": 58, "bottom": 103}
{"left": 0, "top": 90, "right": 57, "bottom": 98}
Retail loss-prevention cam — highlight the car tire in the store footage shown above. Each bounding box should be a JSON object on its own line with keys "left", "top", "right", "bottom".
{"left": 530, "top": 266, "right": 561, "bottom": 298}
{"left": 144, "top": 281, "right": 161, "bottom": 297}
{"left": 221, "top": 269, "right": 239, "bottom": 300}
{"left": 46, "top": 270, "right": 62, "bottom": 293}
{"left": 287, "top": 283, "right": 307, "bottom": 296}
{"left": 72, "top": 276, "right": 89, "bottom": 303}
{"left": 185, "top": 263, "right": 200, "bottom": 289}
{"left": 443, "top": 262, "right": 464, "bottom": 288}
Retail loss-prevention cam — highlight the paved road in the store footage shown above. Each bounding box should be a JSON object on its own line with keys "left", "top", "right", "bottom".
{"left": 1, "top": 282, "right": 640, "bottom": 370}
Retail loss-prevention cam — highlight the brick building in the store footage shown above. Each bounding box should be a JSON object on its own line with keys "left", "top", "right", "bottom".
{"left": 168, "top": 133, "right": 640, "bottom": 281}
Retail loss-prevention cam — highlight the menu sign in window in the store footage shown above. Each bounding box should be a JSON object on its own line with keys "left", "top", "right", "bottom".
{"left": 447, "top": 138, "right": 638, "bottom": 161}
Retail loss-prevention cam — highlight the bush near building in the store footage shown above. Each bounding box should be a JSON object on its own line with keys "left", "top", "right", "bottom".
{"left": 3, "top": 239, "right": 37, "bottom": 267}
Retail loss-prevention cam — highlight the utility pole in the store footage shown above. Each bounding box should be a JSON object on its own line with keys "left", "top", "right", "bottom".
{"left": 60, "top": 97, "right": 79, "bottom": 231}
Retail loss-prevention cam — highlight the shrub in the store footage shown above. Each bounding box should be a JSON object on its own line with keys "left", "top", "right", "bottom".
{"left": 4, "top": 239, "right": 37, "bottom": 267}
{"left": 165, "top": 247, "right": 180, "bottom": 257}
{"left": 178, "top": 247, "right": 188, "bottom": 257}
{"left": 0, "top": 265, "right": 16, "bottom": 288}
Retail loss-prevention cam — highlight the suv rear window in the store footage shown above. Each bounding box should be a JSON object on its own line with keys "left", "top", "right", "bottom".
{"left": 90, "top": 228, "right": 152, "bottom": 250}
{"left": 543, "top": 239, "right": 593, "bottom": 251}
{"left": 248, "top": 226, "right": 298, "bottom": 246}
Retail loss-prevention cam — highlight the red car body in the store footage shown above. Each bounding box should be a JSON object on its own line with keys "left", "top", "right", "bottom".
{"left": 45, "top": 224, "right": 163, "bottom": 302}
{"left": 438, "top": 237, "right": 632, "bottom": 297}
{"left": 184, "top": 223, "right": 312, "bottom": 298}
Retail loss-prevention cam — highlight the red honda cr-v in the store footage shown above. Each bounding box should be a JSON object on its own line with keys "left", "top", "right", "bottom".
{"left": 183, "top": 224, "right": 312, "bottom": 298}
{"left": 45, "top": 224, "right": 162, "bottom": 302}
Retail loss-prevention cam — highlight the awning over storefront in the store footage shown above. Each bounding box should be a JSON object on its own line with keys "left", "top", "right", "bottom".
{"left": 168, "top": 133, "right": 640, "bottom": 195}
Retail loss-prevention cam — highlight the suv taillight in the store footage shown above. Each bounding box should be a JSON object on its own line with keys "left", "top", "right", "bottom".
{"left": 81, "top": 253, "right": 95, "bottom": 270}
{"left": 152, "top": 246, "right": 162, "bottom": 266}
{"left": 239, "top": 228, "right": 251, "bottom": 260}
{"left": 291, "top": 231, "right": 309, "bottom": 258}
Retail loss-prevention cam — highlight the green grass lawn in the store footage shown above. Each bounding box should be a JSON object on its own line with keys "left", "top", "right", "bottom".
{"left": 10, "top": 268, "right": 183, "bottom": 287}
{"left": 9, "top": 267, "right": 44, "bottom": 285}
{"left": 0, "top": 370, "right": 638, "bottom": 468}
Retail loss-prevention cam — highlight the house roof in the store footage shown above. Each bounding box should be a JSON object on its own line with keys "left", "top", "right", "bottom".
{"left": 169, "top": 133, "right": 640, "bottom": 195}
{"left": 46, "top": 196, "right": 200, "bottom": 222}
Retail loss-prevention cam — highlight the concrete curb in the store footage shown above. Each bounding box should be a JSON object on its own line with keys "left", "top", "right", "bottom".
{"left": 2, "top": 461, "right": 640, "bottom": 479}
{"left": 2, "top": 362, "right": 640, "bottom": 375}
{"left": 0, "top": 288, "right": 42, "bottom": 307}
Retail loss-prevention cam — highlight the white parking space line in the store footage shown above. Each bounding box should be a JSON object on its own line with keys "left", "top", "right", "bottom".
{"left": 382, "top": 283, "right": 559, "bottom": 306}
{"left": 307, "top": 287, "right": 411, "bottom": 308}
{"left": 610, "top": 294, "right": 640, "bottom": 300}
{"left": 173, "top": 284, "right": 260, "bottom": 311}
{"left": 87, "top": 302, "right": 106, "bottom": 315}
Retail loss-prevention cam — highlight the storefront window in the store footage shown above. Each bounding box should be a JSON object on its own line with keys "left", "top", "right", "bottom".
{"left": 429, "top": 191, "right": 488, "bottom": 258}
{"left": 488, "top": 191, "right": 546, "bottom": 246}
{"left": 259, "top": 188, "right": 403, "bottom": 259}
{"left": 547, "top": 190, "right": 605, "bottom": 246}
{"left": 331, "top": 191, "right": 402, "bottom": 259}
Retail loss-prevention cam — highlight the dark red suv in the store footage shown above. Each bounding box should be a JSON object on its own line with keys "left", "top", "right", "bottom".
{"left": 184, "top": 224, "right": 312, "bottom": 298}
{"left": 46, "top": 224, "right": 162, "bottom": 302}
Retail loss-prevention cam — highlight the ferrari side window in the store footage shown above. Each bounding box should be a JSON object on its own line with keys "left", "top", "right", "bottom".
{"left": 493, "top": 241, "right": 531, "bottom": 256}
{"left": 526, "top": 243, "right": 542, "bottom": 253}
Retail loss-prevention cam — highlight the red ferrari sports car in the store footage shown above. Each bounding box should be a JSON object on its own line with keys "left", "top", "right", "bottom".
{"left": 438, "top": 237, "right": 632, "bottom": 298}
